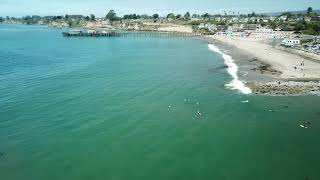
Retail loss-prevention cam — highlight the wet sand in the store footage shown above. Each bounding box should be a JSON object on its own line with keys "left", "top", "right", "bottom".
{"left": 201, "top": 36, "right": 320, "bottom": 96}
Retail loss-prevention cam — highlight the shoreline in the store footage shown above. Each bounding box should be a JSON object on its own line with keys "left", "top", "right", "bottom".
{"left": 202, "top": 35, "right": 320, "bottom": 96}
{"left": 3, "top": 23, "right": 320, "bottom": 96}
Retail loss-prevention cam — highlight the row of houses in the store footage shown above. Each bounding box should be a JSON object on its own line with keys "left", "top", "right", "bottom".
{"left": 191, "top": 14, "right": 320, "bottom": 24}
{"left": 216, "top": 26, "right": 294, "bottom": 39}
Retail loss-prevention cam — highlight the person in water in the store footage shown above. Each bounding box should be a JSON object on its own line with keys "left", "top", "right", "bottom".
{"left": 197, "top": 110, "right": 202, "bottom": 116}
{"left": 305, "top": 122, "right": 311, "bottom": 127}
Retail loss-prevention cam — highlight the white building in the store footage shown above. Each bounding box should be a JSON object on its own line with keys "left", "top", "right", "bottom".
{"left": 247, "top": 27, "right": 293, "bottom": 39}
{"left": 198, "top": 23, "right": 217, "bottom": 32}
{"left": 281, "top": 39, "right": 301, "bottom": 46}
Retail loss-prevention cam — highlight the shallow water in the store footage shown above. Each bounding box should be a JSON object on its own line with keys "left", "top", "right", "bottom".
{"left": 0, "top": 24, "right": 320, "bottom": 180}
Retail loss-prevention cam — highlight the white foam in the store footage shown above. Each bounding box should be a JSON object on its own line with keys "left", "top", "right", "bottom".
{"left": 208, "top": 44, "right": 252, "bottom": 94}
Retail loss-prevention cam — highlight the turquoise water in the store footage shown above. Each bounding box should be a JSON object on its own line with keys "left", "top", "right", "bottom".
{"left": 0, "top": 24, "right": 320, "bottom": 180}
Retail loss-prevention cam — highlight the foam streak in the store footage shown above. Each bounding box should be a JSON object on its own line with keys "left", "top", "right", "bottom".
{"left": 208, "top": 44, "right": 252, "bottom": 94}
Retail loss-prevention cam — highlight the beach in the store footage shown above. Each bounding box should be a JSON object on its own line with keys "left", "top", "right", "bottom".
{"left": 207, "top": 35, "right": 320, "bottom": 95}
{"left": 210, "top": 35, "right": 320, "bottom": 80}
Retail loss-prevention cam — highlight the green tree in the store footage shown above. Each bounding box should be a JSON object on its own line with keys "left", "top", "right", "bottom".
{"left": 65, "top": 14, "right": 69, "bottom": 20}
{"left": 140, "top": 14, "right": 150, "bottom": 19}
{"left": 0, "top": 17, "right": 3, "bottom": 23}
{"left": 167, "top": 13, "right": 175, "bottom": 19}
{"left": 67, "top": 20, "right": 73, "bottom": 27}
{"left": 248, "top": 12, "right": 256, "bottom": 17}
{"left": 106, "top": 10, "right": 117, "bottom": 21}
{"left": 294, "top": 21, "right": 306, "bottom": 32}
{"left": 132, "top": 14, "right": 138, "bottom": 19}
{"left": 192, "top": 14, "right": 199, "bottom": 18}
{"left": 307, "top": 7, "right": 313, "bottom": 15}
{"left": 152, "top": 14, "right": 159, "bottom": 19}
{"left": 85, "top": 16, "right": 90, "bottom": 21}
{"left": 90, "top": 14, "right": 95, "bottom": 21}
{"left": 201, "top": 13, "right": 210, "bottom": 18}
{"left": 176, "top": 14, "right": 181, "bottom": 19}
{"left": 184, "top": 12, "right": 191, "bottom": 20}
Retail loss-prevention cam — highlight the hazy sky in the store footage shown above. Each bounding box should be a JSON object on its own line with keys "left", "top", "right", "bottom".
{"left": 1, "top": 0, "right": 319, "bottom": 17}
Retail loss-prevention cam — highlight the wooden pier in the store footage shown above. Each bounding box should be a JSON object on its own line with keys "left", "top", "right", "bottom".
{"left": 62, "top": 31, "right": 214, "bottom": 38}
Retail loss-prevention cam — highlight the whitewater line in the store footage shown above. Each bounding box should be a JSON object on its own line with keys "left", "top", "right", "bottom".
{"left": 208, "top": 44, "right": 252, "bottom": 95}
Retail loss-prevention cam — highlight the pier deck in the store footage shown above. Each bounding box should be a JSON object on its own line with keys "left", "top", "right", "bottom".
{"left": 62, "top": 31, "right": 214, "bottom": 38}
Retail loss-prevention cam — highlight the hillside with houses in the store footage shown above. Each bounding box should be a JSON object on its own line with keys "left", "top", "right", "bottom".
{"left": 1, "top": 8, "right": 319, "bottom": 54}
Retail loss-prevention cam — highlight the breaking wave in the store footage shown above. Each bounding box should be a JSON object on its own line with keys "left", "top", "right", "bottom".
{"left": 208, "top": 44, "right": 252, "bottom": 94}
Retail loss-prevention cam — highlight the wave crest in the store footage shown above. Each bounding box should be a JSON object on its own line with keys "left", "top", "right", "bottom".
{"left": 208, "top": 44, "right": 252, "bottom": 94}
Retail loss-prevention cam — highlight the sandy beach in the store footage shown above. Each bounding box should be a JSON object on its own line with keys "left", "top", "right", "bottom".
{"left": 210, "top": 35, "right": 320, "bottom": 80}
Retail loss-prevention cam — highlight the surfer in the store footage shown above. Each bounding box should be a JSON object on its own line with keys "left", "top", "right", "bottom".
{"left": 300, "top": 122, "right": 311, "bottom": 129}
{"left": 197, "top": 110, "right": 202, "bottom": 116}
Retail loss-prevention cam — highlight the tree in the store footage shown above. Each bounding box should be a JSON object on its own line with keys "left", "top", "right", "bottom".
{"left": 184, "top": 12, "right": 190, "bottom": 20}
{"left": 106, "top": 10, "right": 117, "bottom": 21}
{"left": 140, "top": 14, "right": 150, "bottom": 19}
{"left": 176, "top": 14, "right": 181, "bottom": 19}
{"left": 132, "top": 14, "right": 138, "bottom": 19}
{"left": 65, "top": 14, "right": 69, "bottom": 20}
{"left": 294, "top": 21, "right": 306, "bottom": 32}
{"left": 201, "top": 13, "right": 210, "bottom": 19}
{"left": 85, "top": 16, "right": 90, "bottom": 21}
{"left": 67, "top": 21, "right": 73, "bottom": 27}
{"left": 90, "top": 14, "right": 95, "bottom": 21}
{"left": 307, "top": 7, "right": 313, "bottom": 15}
{"left": 167, "top": 13, "right": 175, "bottom": 19}
{"left": 247, "top": 12, "right": 256, "bottom": 18}
{"left": 192, "top": 14, "right": 199, "bottom": 18}
{"left": 0, "top": 17, "right": 3, "bottom": 23}
{"left": 152, "top": 14, "right": 159, "bottom": 19}
{"left": 123, "top": 14, "right": 140, "bottom": 19}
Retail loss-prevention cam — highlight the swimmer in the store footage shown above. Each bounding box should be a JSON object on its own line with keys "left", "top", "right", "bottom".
{"left": 168, "top": 104, "right": 172, "bottom": 108}
{"left": 242, "top": 100, "right": 249, "bottom": 103}
{"left": 196, "top": 102, "right": 200, "bottom": 106}
{"left": 197, "top": 110, "right": 202, "bottom": 116}
{"left": 300, "top": 122, "right": 311, "bottom": 129}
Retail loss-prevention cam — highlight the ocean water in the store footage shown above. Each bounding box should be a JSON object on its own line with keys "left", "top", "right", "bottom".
{"left": 0, "top": 24, "right": 320, "bottom": 180}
